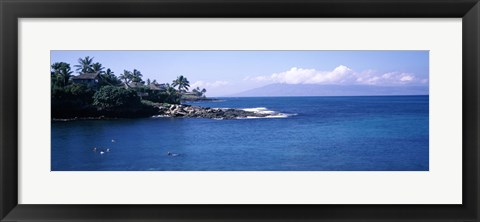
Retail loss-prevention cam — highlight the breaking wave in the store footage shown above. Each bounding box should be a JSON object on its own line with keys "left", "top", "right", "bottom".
{"left": 238, "top": 107, "right": 296, "bottom": 119}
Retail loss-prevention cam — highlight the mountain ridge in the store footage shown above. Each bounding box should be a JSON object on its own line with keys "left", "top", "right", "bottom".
{"left": 229, "top": 84, "right": 429, "bottom": 97}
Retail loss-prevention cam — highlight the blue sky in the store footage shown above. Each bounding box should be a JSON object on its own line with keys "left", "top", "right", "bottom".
{"left": 51, "top": 51, "right": 429, "bottom": 96}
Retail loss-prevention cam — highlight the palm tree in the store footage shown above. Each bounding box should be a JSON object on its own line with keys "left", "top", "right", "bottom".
{"left": 165, "top": 84, "right": 179, "bottom": 104}
{"left": 60, "top": 66, "right": 73, "bottom": 86}
{"left": 74, "top": 56, "right": 94, "bottom": 73}
{"left": 91, "top": 62, "right": 105, "bottom": 74}
{"left": 119, "top": 70, "right": 133, "bottom": 88}
{"left": 51, "top": 62, "right": 64, "bottom": 85}
{"left": 166, "top": 84, "right": 176, "bottom": 95}
{"left": 99, "top": 68, "right": 121, "bottom": 86}
{"left": 51, "top": 62, "right": 73, "bottom": 86}
{"left": 191, "top": 87, "right": 207, "bottom": 97}
{"left": 51, "top": 62, "right": 63, "bottom": 75}
{"left": 192, "top": 87, "right": 201, "bottom": 96}
{"left": 172, "top": 75, "right": 190, "bottom": 92}
{"left": 132, "top": 69, "right": 143, "bottom": 83}
{"left": 105, "top": 68, "right": 115, "bottom": 78}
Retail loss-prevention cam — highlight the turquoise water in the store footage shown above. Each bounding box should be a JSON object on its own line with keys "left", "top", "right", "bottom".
{"left": 51, "top": 96, "right": 429, "bottom": 171}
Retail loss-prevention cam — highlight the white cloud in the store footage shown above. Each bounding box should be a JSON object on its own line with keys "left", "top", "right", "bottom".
{"left": 191, "top": 80, "right": 229, "bottom": 89}
{"left": 246, "top": 65, "right": 427, "bottom": 86}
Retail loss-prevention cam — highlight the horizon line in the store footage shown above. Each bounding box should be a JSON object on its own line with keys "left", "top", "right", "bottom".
{"left": 209, "top": 94, "right": 429, "bottom": 98}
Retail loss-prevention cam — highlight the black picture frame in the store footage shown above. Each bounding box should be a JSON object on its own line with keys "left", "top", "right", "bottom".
{"left": 1, "top": 0, "right": 479, "bottom": 221}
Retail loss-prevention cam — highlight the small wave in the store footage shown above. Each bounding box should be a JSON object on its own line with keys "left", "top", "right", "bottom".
{"left": 151, "top": 115, "right": 170, "bottom": 118}
{"left": 241, "top": 107, "right": 270, "bottom": 113}
{"left": 265, "top": 114, "right": 289, "bottom": 118}
{"left": 238, "top": 107, "right": 296, "bottom": 119}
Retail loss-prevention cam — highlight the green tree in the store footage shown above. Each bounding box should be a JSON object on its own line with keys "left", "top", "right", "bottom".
{"left": 119, "top": 70, "right": 133, "bottom": 88}
{"left": 51, "top": 62, "right": 64, "bottom": 74}
{"left": 74, "top": 56, "right": 94, "bottom": 73}
{"left": 192, "top": 87, "right": 201, "bottom": 96}
{"left": 51, "top": 62, "right": 63, "bottom": 87}
{"left": 105, "top": 68, "right": 114, "bottom": 76}
{"left": 132, "top": 69, "right": 143, "bottom": 84}
{"left": 64, "top": 83, "right": 94, "bottom": 101}
{"left": 191, "top": 87, "right": 207, "bottom": 97}
{"left": 172, "top": 75, "right": 190, "bottom": 92}
{"left": 99, "top": 68, "right": 121, "bottom": 86}
{"left": 92, "top": 62, "right": 105, "bottom": 74}
{"left": 51, "top": 62, "right": 73, "bottom": 87}
{"left": 51, "top": 83, "right": 95, "bottom": 118}
{"left": 165, "top": 84, "right": 180, "bottom": 104}
{"left": 92, "top": 86, "right": 141, "bottom": 111}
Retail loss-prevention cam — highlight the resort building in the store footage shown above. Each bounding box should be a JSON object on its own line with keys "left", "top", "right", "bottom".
{"left": 148, "top": 83, "right": 168, "bottom": 91}
{"left": 182, "top": 92, "right": 198, "bottom": 97}
{"left": 126, "top": 82, "right": 144, "bottom": 89}
{"left": 71, "top": 72, "right": 100, "bottom": 87}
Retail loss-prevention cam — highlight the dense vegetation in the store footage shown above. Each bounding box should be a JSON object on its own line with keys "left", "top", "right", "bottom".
{"left": 51, "top": 56, "right": 207, "bottom": 119}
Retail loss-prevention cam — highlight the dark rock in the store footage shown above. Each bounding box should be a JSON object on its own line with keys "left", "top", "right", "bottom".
{"left": 154, "top": 104, "right": 270, "bottom": 119}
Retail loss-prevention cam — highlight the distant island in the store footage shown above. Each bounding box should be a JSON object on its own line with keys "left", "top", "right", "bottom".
{"left": 51, "top": 56, "right": 266, "bottom": 120}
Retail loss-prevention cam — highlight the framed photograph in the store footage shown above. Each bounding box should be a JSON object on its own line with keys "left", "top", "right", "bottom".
{"left": 1, "top": 0, "right": 479, "bottom": 221}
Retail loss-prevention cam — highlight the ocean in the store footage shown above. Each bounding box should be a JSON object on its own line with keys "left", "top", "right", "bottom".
{"left": 51, "top": 96, "right": 429, "bottom": 171}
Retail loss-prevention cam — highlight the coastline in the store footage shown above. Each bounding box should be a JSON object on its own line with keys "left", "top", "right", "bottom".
{"left": 51, "top": 95, "right": 428, "bottom": 121}
{"left": 154, "top": 104, "right": 272, "bottom": 119}
{"left": 51, "top": 103, "right": 272, "bottom": 120}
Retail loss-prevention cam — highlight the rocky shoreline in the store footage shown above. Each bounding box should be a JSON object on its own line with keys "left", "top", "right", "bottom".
{"left": 154, "top": 104, "right": 270, "bottom": 119}
{"left": 52, "top": 104, "right": 279, "bottom": 121}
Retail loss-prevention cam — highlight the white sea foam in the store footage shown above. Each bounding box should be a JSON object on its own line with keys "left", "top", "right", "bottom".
{"left": 238, "top": 107, "right": 296, "bottom": 119}
{"left": 151, "top": 107, "right": 296, "bottom": 119}
{"left": 241, "top": 107, "right": 273, "bottom": 114}
{"left": 151, "top": 115, "right": 170, "bottom": 118}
